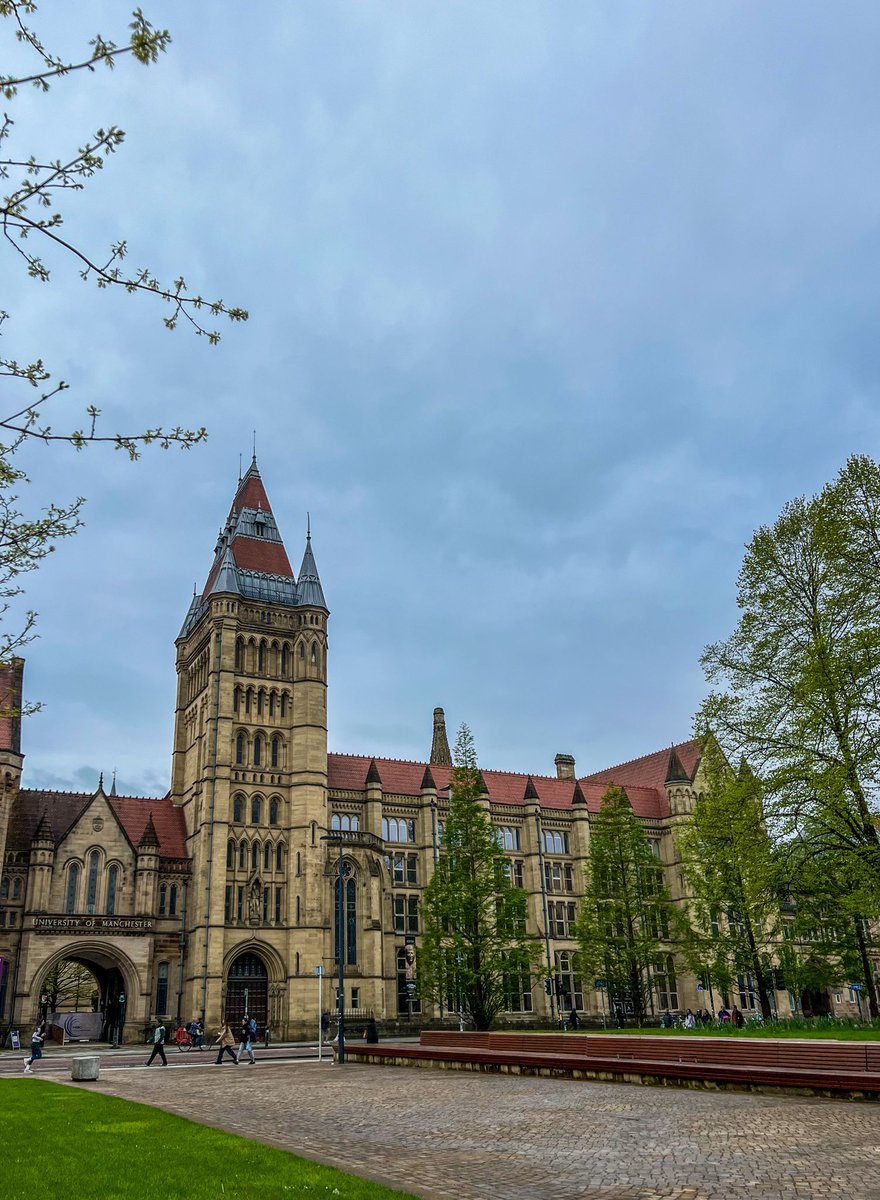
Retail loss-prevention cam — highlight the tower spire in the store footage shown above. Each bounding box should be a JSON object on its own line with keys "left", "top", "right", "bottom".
{"left": 430, "top": 708, "right": 452, "bottom": 766}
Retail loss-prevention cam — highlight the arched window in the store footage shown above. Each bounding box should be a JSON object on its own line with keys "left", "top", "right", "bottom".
{"left": 258, "top": 642, "right": 265, "bottom": 672}
{"left": 106, "top": 865, "right": 118, "bottom": 915}
{"left": 158, "top": 882, "right": 168, "bottom": 916}
{"left": 253, "top": 736, "right": 262, "bottom": 767}
{"left": 233, "top": 686, "right": 240, "bottom": 713}
{"left": 239, "top": 841, "right": 247, "bottom": 870}
{"left": 331, "top": 813, "right": 339, "bottom": 831}
{"left": 251, "top": 796, "right": 262, "bottom": 824}
{"left": 169, "top": 885, "right": 178, "bottom": 917}
{"left": 269, "top": 797, "right": 279, "bottom": 825}
{"left": 334, "top": 868, "right": 357, "bottom": 965}
{"left": 65, "top": 863, "right": 79, "bottom": 913}
{"left": 236, "top": 733, "right": 245, "bottom": 765}
{"left": 251, "top": 842, "right": 259, "bottom": 871}
{"left": 264, "top": 843, "right": 271, "bottom": 872}
{"left": 12, "top": 876, "right": 22, "bottom": 899}
{"left": 245, "top": 688, "right": 252, "bottom": 714}
{"left": 233, "top": 795, "right": 244, "bottom": 823}
{"left": 299, "top": 642, "right": 305, "bottom": 659}
{"left": 268, "top": 691, "right": 275, "bottom": 718}
{"left": 155, "top": 961, "right": 169, "bottom": 1016}
{"left": 271, "top": 737, "right": 280, "bottom": 768}
{"left": 227, "top": 839, "right": 235, "bottom": 869}
{"left": 310, "top": 642, "right": 317, "bottom": 665}
{"left": 0, "top": 878, "right": 7, "bottom": 899}
{"left": 381, "top": 816, "right": 388, "bottom": 840}
{"left": 257, "top": 690, "right": 264, "bottom": 716}
{"left": 235, "top": 638, "right": 243, "bottom": 670}
{"left": 86, "top": 849, "right": 100, "bottom": 915}
{"left": 281, "top": 645, "right": 289, "bottom": 675}
{"left": 276, "top": 843, "right": 283, "bottom": 872}
{"left": 280, "top": 693, "right": 288, "bottom": 718}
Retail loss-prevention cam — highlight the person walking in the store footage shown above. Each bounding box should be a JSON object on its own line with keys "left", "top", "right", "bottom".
{"left": 146, "top": 1020, "right": 168, "bottom": 1066}
{"left": 23, "top": 1023, "right": 45, "bottom": 1073}
{"left": 237, "top": 1014, "right": 257, "bottom": 1064}
{"left": 732, "top": 1006, "right": 745, "bottom": 1028}
{"left": 568, "top": 1007, "right": 580, "bottom": 1030}
{"left": 214, "top": 1021, "right": 239, "bottom": 1064}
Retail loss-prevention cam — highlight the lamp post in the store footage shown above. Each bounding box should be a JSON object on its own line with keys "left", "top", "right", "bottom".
{"left": 534, "top": 805, "right": 557, "bottom": 1024}
{"left": 322, "top": 831, "right": 347, "bottom": 1064}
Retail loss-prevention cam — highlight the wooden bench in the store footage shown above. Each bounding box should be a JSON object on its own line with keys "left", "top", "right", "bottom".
{"left": 348, "top": 1031, "right": 880, "bottom": 1097}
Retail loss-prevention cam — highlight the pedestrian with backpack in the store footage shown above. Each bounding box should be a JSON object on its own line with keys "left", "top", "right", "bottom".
{"left": 237, "top": 1014, "right": 257, "bottom": 1064}
{"left": 146, "top": 1020, "right": 168, "bottom": 1066}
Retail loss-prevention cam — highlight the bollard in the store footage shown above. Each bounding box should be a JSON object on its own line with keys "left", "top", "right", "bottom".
{"left": 71, "top": 1055, "right": 100, "bottom": 1082}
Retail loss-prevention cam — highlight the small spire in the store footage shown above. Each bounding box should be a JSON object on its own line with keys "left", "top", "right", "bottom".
{"left": 365, "top": 758, "right": 382, "bottom": 786}
{"left": 665, "top": 747, "right": 691, "bottom": 786}
{"left": 97, "top": 771, "right": 104, "bottom": 794}
{"left": 420, "top": 764, "right": 436, "bottom": 790}
{"left": 476, "top": 770, "right": 489, "bottom": 797}
{"left": 252, "top": 429, "right": 257, "bottom": 460}
{"left": 430, "top": 708, "right": 452, "bottom": 767}
{"left": 238, "top": 452, "right": 242, "bottom": 483}
{"left": 572, "top": 780, "right": 587, "bottom": 807}
{"left": 32, "top": 809, "right": 54, "bottom": 844}
{"left": 110, "top": 769, "right": 117, "bottom": 797}
{"left": 138, "top": 813, "right": 160, "bottom": 850}
{"left": 523, "top": 776, "right": 539, "bottom": 802}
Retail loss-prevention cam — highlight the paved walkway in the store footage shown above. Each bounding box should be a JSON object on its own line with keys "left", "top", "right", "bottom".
{"left": 77, "top": 1058, "right": 880, "bottom": 1200}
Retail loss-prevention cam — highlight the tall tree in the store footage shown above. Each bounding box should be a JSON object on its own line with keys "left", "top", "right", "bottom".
{"left": 699, "top": 454, "right": 880, "bottom": 1014}
{"left": 0, "top": 4, "right": 248, "bottom": 664}
{"left": 676, "top": 748, "right": 780, "bottom": 1019}
{"left": 419, "top": 725, "right": 540, "bottom": 1030}
{"left": 573, "top": 785, "right": 677, "bottom": 1026}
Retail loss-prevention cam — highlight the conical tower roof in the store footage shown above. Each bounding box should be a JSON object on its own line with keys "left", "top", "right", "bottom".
{"left": 296, "top": 529, "right": 327, "bottom": 609}
{"left": 430, "top": 708, "right": 452, "bottom": 766}
{"left": 664, "top": 747, "right": 692, "bottom": 786}
{"left": 138, "top": 813, "right": 160, "bottom": 850}
{"left": 180, "top": 458, "right": 328, "bottom": 637}
{"left": 31, "top": 809, "right": 54, "bottom": 844}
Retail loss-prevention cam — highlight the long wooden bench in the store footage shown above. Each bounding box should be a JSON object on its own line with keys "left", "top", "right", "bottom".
{"left": 345, "top": 1031, "right": 880, "bottom": 1097}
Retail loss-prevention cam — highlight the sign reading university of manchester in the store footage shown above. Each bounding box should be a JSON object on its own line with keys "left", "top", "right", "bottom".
{"left": 32, "top": 916, "right": 154, "bottom": 935}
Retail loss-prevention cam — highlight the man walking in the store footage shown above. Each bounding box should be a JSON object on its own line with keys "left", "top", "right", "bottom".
{"left": 237, "top": 1013, "right": 257, "bottom": 1064}
{"left": 146, "top": 1020, "right": 168, "bottom": 1066}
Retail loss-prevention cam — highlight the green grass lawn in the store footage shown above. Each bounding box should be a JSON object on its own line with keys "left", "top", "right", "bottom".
{"left": 1, "top": 1079, "right": 417, "bottom": 1200}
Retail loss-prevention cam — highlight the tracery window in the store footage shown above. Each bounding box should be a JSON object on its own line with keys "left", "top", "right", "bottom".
{"left": 65, "top": 863, "right": 80, "bottom": 913}
{"left": 106, "top": 865, "right": 119, "bottom": 916}
{"left": 86, "top": 850, "right": 100, "bottom": 915}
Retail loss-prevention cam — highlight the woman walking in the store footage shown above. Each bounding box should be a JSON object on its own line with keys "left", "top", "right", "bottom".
{"left": 214, "top": 1021, "right": 239, "bottom": 1064}
{"left": 22, "top": 1023, "right": 45, "bottom": 1073}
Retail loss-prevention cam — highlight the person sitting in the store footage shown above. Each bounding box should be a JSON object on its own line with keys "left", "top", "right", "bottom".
{"left": 660, "top": 1011, "right": 673, "bottom": 1029}
{"left": 684, "top": 1009, "right": 696, "bottom": 1029}
{"left": 363, "top": 1017, "right": 379, "bottom": 1044}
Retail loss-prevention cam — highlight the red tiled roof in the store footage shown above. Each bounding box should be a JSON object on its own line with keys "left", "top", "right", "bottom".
{"left": 231, "top": 472, "right": 272, "bottom": 516}
{"left": 232, "top": 537, "right": 293, "bottom": 577}
{"left": 8, "top": 790, "right": 188, "bottom": 858}
{"left": 327, "top": 741, "right": 700, "bottom": 820}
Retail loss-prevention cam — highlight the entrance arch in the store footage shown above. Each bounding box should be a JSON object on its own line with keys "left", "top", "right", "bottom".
{"left": 225, "top": 951, "right": 268, "bottom": 1030}
{"left": 33, "top": 942, "right": 137, "bottom": 1042}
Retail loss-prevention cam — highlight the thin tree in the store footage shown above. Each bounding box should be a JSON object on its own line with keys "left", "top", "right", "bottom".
{"left": 419, "top": 725, "right": 540, "bottom": 1030}
{"left": 573, "top": 785, "right": 677, "bottom": 1026}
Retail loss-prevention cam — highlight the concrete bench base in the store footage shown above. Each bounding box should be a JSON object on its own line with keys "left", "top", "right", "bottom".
{"left": 71, "top": 1055, "right": 100, "bottom": 1082}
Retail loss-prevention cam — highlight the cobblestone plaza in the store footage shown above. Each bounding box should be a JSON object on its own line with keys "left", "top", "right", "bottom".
{"left": 82, "top": 1061, "right": 880, "bottom": 1200}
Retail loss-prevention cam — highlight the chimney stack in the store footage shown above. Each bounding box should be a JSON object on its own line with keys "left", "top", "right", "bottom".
{"left": 555, "top": 753, "right": 576, "bottom": 780}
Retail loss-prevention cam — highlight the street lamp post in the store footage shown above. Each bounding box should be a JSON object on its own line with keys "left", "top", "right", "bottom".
{"left": 534, "top": 806, "right": 557, "bottom": 1024}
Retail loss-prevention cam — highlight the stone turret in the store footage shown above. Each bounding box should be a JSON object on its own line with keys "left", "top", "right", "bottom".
{"left": 665, "top": 747, "right": 696, "bottom": 816}
{"left": 364, "top": 758, "right": 383, "bottom": 836}
{"left": 135, "top": 813, "right": 160, "bottom": 915}
{"left": 26, "top": 809, "right": 55, "bottom": 913}
{"left": 0, "top": 658, "right": 25, "bottom": 871}
{"left": 430, "top": 708, "right": 452, "bottom": 767}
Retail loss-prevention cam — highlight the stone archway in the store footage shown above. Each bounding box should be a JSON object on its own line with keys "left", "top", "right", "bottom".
{"left": 32, "top": 942, "right": 138, "bottom": 1042}
{"left": 224, "top": 950, "right": 268, "bottom": 1031}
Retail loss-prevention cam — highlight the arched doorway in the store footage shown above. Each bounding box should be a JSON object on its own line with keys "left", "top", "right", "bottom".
{"left": 225, "top": 951, "right": 268, "bottom": 1030}
{"left": 36, "top": 947, "right": 130, "bottom": 1042}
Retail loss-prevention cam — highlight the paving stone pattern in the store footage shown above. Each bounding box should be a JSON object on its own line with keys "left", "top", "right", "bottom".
{"left": 84, "top": 1062, "right": 880, "bottom": 1200}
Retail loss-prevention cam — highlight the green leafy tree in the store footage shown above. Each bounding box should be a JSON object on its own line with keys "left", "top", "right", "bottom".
{"left": 676, "top": 747, "right": 780, "bottom": 1020}
{"left": 573, "top": 785, "right": 677, "bottom": 1025}
{"left": 42, "top": 958, "right": 99, "bottom": 1012}
{"left": 0, "top": 4, "right": 248, "bottom": 666}
{"left": 699, "top": 454, "right": 880, "bottom": 1015}
{"left": 419, "top": 725, "right": 540, "bottom": 1030}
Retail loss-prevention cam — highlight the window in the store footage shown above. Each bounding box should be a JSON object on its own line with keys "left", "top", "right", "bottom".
{"left": 281, "top": 645, "right": 289, "bottom": 675}
{"left": 227, "top": 840, "right": 235, "bottom": 869}
{"left": 393, "top": 895, "right": 420, "bottom": 934}
{"left": 654, "top": 955, "right": 679, "bottom": 1011}
{"left": 280, "top": 693, "right": 287, "bottom": 718}
{"left": 503, "top": 968, "right": 533, "bottom": 1013}
{"left": 251, "top": 796, "right": 262, "bottom": 824}
{"left": 253, "top": 736, "right": 262, "bottom": 767}
{"left": 544, "top": 861, "right": 574, "bottom": 894}
{"left": 737, "top": 973, "right": 757, "bottom": 1011}
{"left": 382, "top": 817, "right": 416, "bottom": 843}
{"left": 158, "top": 883, "right": 167, "bottom": 916}
{"left": 0, "top": 879, "right": 7, "bottom": 899}
{"left": 235, "top": 638, "right": 243, "bottom": 670}
{"left": 263, "top": 886, "right": 270, "bottom": 923}
{"left": 237, "top": 886, "right": 244, "bottom": 922}
{"left": 543, "top": 830, "right": 569, "bottom": 855}
{"left": 334, "top": 871, "right": 357, "bottom": 965}
{"left": 251, "top": 842, "right": 259, "bottom": 871}
{"left": 275, "top": 886, "right": 282, "bottom": 923}
{"left": 550, "top": 900, "right": 577, "bottom": 938}
{"left": 268, "top": 692, "right": 275, "bottom": 718}
{"left": 257, "top": 690, "right": 264, "bottom": 716}
{"left": 245, "top": 688, "right": 252, "bottom": 714}
{"left": 236, "top": 734, "right": 244, "bottom": 765}
{"left": 86, "top": 850, "right": 100, "bottom": 915}
{"left": 106, "top": 865, "right": 118, "bottom": 915}
{"left": 155, "top": 962, "right": 169, "bottom": 1016}
{"left": 507, "top": 859, "right": 524, "bottom": 888}
{"left": 11, "top": 876, "right": 22, "bottom": 900}
{"left": 648, "top": 838, "right": 661, "bottom": 859}
{"left": 66, "top": 863, "right": 79, "bottom": 913}
{"left": 396, "top": 946, "right": 421, "bottom": 1016}
{"left": 271, "top": 737, "right": 280, "bottom": 768}
{"left": 555, "top": 950, "right": 584, "bottom": 1011}
{"left": 239, "top": 842, "right": 247, "bottom": 871}
{"left": 331, "top": 813, "right": 360, "bottom": 833}
{"left": 498, "top": 826, "right": 521, "bottom": 851}
{"left": 224, "top": 885, "right": 232, "bottom": 922}
{"left": 169, "top": 884, "right": 178, "bottom": 917}
{"left": 264, "top": 843, "right": 271, "bottom": 872}
{"left": 276, "top": 844, "right": 283, "bottom": 872}
{"left": 269, "top": 798, "right": 279, "bottom": 825}
{"left": 258, "top": 642, "right": 265, "bottom": 672}
{"left": 233, "top": 686, "right": 240, "bottom": 713}
{"left": 233, "top": 795, "right": 244, "bottom": 823}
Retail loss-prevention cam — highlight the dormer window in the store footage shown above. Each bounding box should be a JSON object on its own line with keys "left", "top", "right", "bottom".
{"left": 255, "top": 522, "right": 265, "bottom": 537}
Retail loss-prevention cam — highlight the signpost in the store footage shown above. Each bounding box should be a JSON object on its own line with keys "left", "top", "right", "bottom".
{"left": 315, "top": 965, "right": 325, "bottom": 1062}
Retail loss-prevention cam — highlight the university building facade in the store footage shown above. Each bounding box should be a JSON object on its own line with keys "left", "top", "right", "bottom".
{"left": 0, "top": 460, "right": 737, "bottom": 1040}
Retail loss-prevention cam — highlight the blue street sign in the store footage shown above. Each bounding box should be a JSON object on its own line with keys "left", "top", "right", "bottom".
{"left": 850, "top": 983, "right": 862, "bottom": 990}
{"left": 594, "top": 979, "right": 607, "bottom": 989}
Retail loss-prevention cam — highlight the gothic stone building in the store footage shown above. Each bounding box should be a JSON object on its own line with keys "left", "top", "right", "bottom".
{"left": 0, "top": 460, "right": 717, "bottom": 1040}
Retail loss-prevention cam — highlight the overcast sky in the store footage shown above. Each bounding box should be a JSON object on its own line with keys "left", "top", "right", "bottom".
{"left": 5, "top": 2, "right": 880, "bottom": 796}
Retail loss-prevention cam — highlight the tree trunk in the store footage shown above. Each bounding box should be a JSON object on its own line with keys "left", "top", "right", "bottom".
{"left": 854, "top": 916, "right": 879, "bottom": 1019}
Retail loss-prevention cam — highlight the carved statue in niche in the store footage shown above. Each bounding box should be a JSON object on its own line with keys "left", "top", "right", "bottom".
{"left": 249, "top": 878, "right": 262, "bottom": 923}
